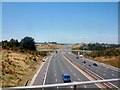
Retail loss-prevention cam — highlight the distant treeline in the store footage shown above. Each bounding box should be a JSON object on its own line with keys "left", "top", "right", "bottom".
{"left": 72, "top": 43, "right": 120, "bottom": 58}
{"left": 1, "top": 37, "right": 48, "bottom": 56}
{"left": 81, "top": 43, "right": 120, "bottom": 58}
{"left": 44, "top": 41, "right": 57, "bottom": 44}
{"left": 79, "top": 43, "right": 120, "bottom": 51}
{"left": 85, "top": 48, "right": 120, "bottom": 58}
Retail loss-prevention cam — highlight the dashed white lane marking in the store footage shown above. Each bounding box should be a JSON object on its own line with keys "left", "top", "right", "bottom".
{"left": 84, "top": 85, "right": 87, "bottom": 88}
{"left": 112, "top": 74, "right": 115, "bottom": 76}
{"left": 57, "top": 87, "right": 59, "bottom": 89}
{"left": 96, "top": 70, "right": 98, "bottom": 72}
{"left": 62, "top": 54, "right": 103, "bottom": 88}
{"left": 78, "top": 78, "right": 80, "bottom": 81}
{"left": 74, "top": 73, "right": 76, "bottom": 76}
{"left": 55, "top": 74, "right": 56, "bottom": 76}
{"left": 43, "top": 55, "right": 53, "bottom": 85}
{"left": 56, "top": 79, "right": 57, "bottom": 81}
{"left": 105, "top": 68, "right": 107, "bottom": 70}
{"left": 104, "top": 71, "right": 106, "bottom": 72}
{"left": 103, "top": 73, "right": 106, "bottom": 76}
{"left": 70, "top": 86, "right": 73, "bottom": 88}
{"left": 29, "top": 56, "right": 49, "bottom": 86}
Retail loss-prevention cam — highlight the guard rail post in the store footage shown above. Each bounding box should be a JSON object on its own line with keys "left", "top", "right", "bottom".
{"left": 73, "top": 85, "right": 77, "bottom": 90}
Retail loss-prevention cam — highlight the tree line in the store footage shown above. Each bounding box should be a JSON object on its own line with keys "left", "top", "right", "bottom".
{"left": 79, "top": 43, "right": 120, "bottom": 51}
{"left": 1, "top": 37, "right": 47, "bottom": 56}
{"left": 2, "top": 37, "right": 36, "bottom": 51}
{"left": 81, "top": 43, "right": 120, "bottom": 58}
{"left": 85, "top": 48, "right": 120, "bottom": 58}
{"left": 72, "top": 43, "right": 120, "bottom": 58}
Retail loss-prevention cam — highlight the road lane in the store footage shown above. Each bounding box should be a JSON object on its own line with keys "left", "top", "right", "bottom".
{"left": 32, "top": 53, "right": 54, "bottom": 85}
{"left": 64, "top": 51, "right": 120, "bottom": 88}
{"left": 59, "top": 52, "right": 100, "bottom": 89}
{"left": 32, "top": 45, "right": 119, "bottom": 89}
{"left": 45, "top": 52, "right": 100, "bottom": 89}
{"left": 32, "top": 58, "right": 49, "bottom": 85}
{"left": 65, "top": 52, "right": 120, "bottom": 77}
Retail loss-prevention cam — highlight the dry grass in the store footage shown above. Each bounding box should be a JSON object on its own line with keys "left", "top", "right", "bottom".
{"left": 72, "top": 44, "right": 82, "bottom": 49}
{"left": 87, "top": 56, "right": 120, "bottom": 68}
{"left": 1, "top": 50, "right": 44, "bottom": 88}
{"left": 36, "top": 44, "right": 63, "bottom": 50}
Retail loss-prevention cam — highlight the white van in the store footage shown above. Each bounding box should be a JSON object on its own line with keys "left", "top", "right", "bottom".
{"left": 79, "top": 54, "right": 83, "bottom": 58}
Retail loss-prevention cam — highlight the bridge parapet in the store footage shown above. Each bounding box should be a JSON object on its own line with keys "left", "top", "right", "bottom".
{"left": 2, "top": 78, "right": 120, "bottom": 90}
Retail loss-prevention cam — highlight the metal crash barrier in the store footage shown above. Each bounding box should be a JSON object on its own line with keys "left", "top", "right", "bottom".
{"left": 2, "top": 78, "right": 120, "bottom": 90}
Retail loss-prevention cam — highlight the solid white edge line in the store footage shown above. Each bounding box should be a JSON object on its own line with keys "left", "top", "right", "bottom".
{"left": 61, "top": 54, "right": 103, "bottom": 88}
{"left": 85, "top": 58, "right": 120, "bottom": 72}
{"left": 69, "top": 52, "right": 120, "bottom": 88}
{"left": 29, "top": 56, "right": 49, "bottom": 86}
{"left": 62, "top": 54, "right": 120, "bottom": 89}
{"left": 43, "top": 54, "right": 54, "bottom": 85}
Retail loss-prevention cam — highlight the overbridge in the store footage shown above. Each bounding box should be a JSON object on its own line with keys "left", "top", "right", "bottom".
{"left": 2, "top": 78, "right": 120, "bottom": 90}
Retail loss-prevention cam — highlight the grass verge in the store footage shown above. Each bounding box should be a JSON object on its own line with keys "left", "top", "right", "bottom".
{"left": 1, "top": 50, "right": 47, "bottom": 88}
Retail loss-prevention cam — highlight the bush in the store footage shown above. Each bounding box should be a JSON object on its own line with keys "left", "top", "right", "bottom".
{"left": 39, "top": 51, "right": 48, "bottom": 56}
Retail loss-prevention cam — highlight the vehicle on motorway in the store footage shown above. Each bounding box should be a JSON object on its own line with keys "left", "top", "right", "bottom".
{"left": 62, "top": 74, "right": 71, "bottom": 83}
{"left": 82, "top": 61, "right": 86, "bottom": 64}
{"left": 93, "top": 63, "right": 97, "bottom": 66}
{"left": 79, "top": 54, "right": 83, "bottom": 58}
{"left": 76, "top": 56, "right": 79, "bottom": 59}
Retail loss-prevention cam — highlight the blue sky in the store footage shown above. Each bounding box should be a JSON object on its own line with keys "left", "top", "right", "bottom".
{"left": 2, "top": 2, "right": 118, "bottom": 44}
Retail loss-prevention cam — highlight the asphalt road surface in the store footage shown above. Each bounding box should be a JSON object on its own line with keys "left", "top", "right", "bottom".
{"left": 31, "top": 46, "right": 120, "bottom": 90}
{"left": 2, "top": 46, "right": 120, "bottom": 90}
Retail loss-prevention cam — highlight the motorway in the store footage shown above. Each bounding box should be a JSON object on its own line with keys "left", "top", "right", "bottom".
{"left": 31, "top": 45, "right": 120, "bottom": 90}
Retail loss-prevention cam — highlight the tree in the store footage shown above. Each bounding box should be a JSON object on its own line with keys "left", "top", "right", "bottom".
{"left": 9, "top": 39, "right": 19, "bottom": 48}
{"left": 2, "top": 40, "right": 10, "bottom": 49}
{"left": 20, "top": 37, "right": 36, "bottom": 51}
